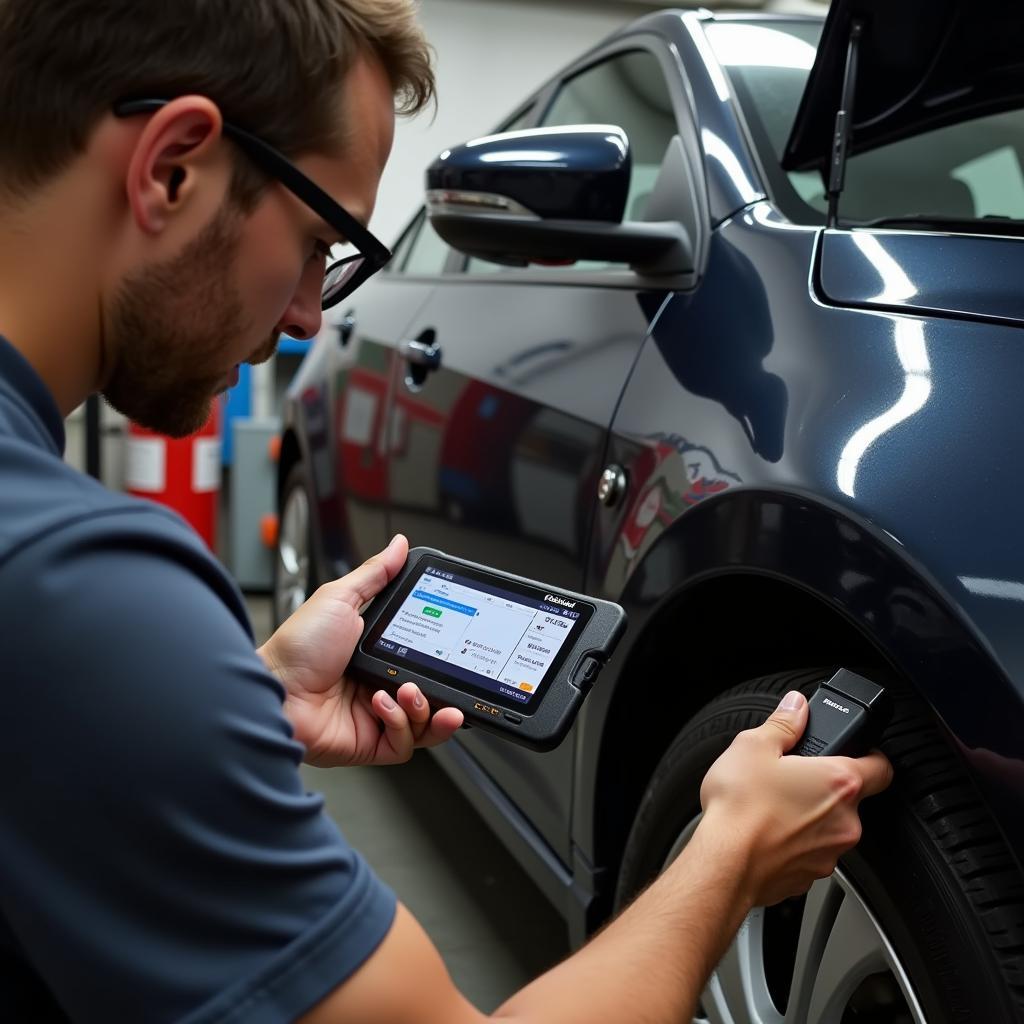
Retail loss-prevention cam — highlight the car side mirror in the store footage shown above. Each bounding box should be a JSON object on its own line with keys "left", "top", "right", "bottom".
{"left": 425, "top": 125, "right": 695, "bottom": 277}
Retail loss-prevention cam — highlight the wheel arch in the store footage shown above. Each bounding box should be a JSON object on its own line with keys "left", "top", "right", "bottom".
{"left": 574, "top": 488, "right": 1024, "bottom": 928}
{"left": 274, "top": 426, "right": 335, "bottom": 591}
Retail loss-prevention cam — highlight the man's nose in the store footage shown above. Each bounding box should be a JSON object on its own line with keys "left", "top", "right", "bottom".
{"left": 277, "top": 261, "right": 324, "bottom": 341}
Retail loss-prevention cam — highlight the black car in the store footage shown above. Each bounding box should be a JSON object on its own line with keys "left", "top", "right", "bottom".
{"left": 277, "top": 2, "right": 1024, "bottom": 1020}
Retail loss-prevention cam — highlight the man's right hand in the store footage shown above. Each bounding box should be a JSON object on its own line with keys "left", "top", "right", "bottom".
{"left": 698, "top": 689, "right": 894, "bottom": 908}
{"left": 300, "top": 689, "right": 894, "bottom": 1024}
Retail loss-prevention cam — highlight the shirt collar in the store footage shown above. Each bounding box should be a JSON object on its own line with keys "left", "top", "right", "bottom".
{"left": 0, "top": 335, "right": 67, "bottom": 455}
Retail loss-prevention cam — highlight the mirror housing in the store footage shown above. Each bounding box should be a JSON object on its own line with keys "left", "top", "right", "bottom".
{"left": 426, "top": 125, "right": 694, "bottom": 276}
{"left": 428, "top": 124, "right": 631, "bottom": 223}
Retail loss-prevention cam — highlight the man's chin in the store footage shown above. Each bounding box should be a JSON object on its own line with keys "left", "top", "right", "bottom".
{"left": 103, "top": 389, "right": 217, "bottom": 439}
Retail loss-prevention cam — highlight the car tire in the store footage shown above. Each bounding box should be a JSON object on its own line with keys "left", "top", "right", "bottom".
{"left": 614, "top": 668, "right": 1024, "bottom": 1023}
{"left": 273, "top": 462, "right": 317, "bottom": 628}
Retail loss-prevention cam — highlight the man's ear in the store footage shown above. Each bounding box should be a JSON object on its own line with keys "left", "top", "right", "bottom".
{"left": 124, "top": 96, "right": 228, "bottom": 235}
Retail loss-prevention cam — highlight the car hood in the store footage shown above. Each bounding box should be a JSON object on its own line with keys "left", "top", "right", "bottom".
{"left": 782, "top": 0, "right": 1024, "bottom": 171}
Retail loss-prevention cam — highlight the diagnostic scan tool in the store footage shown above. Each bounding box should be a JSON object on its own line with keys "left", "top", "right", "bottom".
{"left": 348, "top": 548, "right": 627, "bottom": 751}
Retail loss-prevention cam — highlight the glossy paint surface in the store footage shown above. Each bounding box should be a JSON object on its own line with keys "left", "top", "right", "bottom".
{"left": 383, "top": 278, "right": 657, "bottom": 863}
{"left": 672, "top": 10, "right": 767, "bottom": 222}
{"left": 427, "top": 127, "right": 631, "bottom": 223}
{"left": 819, "top": 229, "right": 1024, "bottom": 323}
{"left": 282, "top": 9, "right": 1024, "bottom": 935}
{"left": 581, "top": 205, "right": 1024, "bottom": 856}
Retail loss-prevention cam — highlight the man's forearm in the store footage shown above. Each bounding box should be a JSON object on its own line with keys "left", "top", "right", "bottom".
{"left": 298, "top": 697, "right": 887, "bottom": 1024}
{"left": 493, "top": 810, "right": 751, "bottom": 1024}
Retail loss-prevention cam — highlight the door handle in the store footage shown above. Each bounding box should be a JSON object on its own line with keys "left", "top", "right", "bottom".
{"left": 399, "top": 330, "right": 442, "bottom": 391}
{"left": 337, "top": 309, "right": 356, "bottom": 347}
{"left": 399, "top": 337, "right": 442, "bottom": 369}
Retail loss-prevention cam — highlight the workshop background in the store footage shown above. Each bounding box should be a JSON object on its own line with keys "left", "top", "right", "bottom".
{"left": 67, "top": 0, "right": 827, "bottom": 1012}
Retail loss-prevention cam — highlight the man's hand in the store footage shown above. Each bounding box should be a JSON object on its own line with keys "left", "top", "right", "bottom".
{"left": 698, "top": 690, "right": 893, "bottom": 907}
{"left": 298, "top": 689, "right": 895, "bottom": 1024}
{"left": 258, "top": 534, "right": 464, "bottom": 767}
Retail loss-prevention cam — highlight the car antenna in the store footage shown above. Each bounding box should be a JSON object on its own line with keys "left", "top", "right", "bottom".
{"left": 827, "top": 18, "right": 865, "bottom": 229}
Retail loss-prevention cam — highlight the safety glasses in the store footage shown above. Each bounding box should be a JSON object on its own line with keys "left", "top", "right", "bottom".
{"left": 114, "top": 98, "right": 392, "bottom": 309}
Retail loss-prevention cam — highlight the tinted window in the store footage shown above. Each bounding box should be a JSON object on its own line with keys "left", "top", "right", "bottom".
{"left": 387, "top": 211, "right": 422, "bottom": 271}
{"left": 388, "top": 209, "right": 451, "bottom": 277}
{"left": 543, "top": 49, "right": 676, "bottom": 221}
{"left": 427, "top": 102, "right": 539, "bottom": 277}
{"left": 705, "top": 20, "right": 1024, "bottom": 228}
{"left": 403, "top": 212, "right": 451, "bottom": 276}
{"left": 388, "top": 103, "right": 540, "bottom": 279}
{"left": 500, "top": 102, "right": 538, "bottom": 134}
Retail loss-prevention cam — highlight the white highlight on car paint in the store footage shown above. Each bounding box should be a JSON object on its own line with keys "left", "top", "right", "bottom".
{"left": 479, "top": 150, "right": 565, "bottom": 164}
{"left": 702, "top": 128, "right": 761, "bottom": 205}
{"left": 688, "top": 17, "right": 732, "bottom": 101}
{"left": 463, "top": 124, "right": 623, "bottom": 149}
{"left": 836, "top": 233, "right": 932, "bottom": 497}
{"left": 837, "top": 318, "right": 931, "bottom": 498}
{"left": 704, "top": 23, "right": 817, "bottom": 71}
{"left": 748, "top": 200, "right": 815, "bottom": 233}
{"left": 850, "top": 232, "right": 919, "bottom": 304}
{"left": 959, "top": 576, "right": 1024, "bottom": 601}
{"left": 604, "top": 133, "right": 628, "bottom": 159}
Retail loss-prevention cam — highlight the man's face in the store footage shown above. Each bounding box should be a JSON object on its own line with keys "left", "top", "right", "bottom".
{"left": 102, "top": 55, "right": 395, "bottom": 438}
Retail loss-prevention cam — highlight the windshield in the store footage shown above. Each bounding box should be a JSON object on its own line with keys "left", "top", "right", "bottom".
{"left": 704, "top": 19, "right": 1024, "bottom": 229}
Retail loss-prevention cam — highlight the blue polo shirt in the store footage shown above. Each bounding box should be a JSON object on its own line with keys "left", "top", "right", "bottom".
{"left": 0, "top": 336, "right": 396, "bottom": 1022}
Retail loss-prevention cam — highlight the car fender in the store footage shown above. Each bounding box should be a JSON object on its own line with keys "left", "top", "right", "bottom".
{"left": 574, "top": 487, "right": 1024, "bottom": 878}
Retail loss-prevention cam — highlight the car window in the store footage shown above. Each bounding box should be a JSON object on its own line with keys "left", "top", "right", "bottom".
{"left": 705, "top": 20, "right": 1024, "bottom": 229}
{"left": 543, "top": 50, "right": 676, "bottom": 220}
{"left": 499, "top": 102, "right": 538, "bottom": 134}
{"left": 386, "top": 209, "right": 451, "bottom": 277}
{"left": 402, "top": 102, "right": 536, "bottom": 278}
{"left": 403, "top": 210, "right": 452, "bottom": 276}
{"left": 387, "top": 212, "right": 422, "bottom": 272}
{"left": 466, "top": 49, "right": 678, "bottom": 276}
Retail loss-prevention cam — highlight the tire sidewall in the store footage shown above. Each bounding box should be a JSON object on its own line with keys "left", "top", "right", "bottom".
{"left": 614, "top": 679, "right": 1020, "bottom": 1023}
{"left": 273, "top": 462, "right": 316, "bottom": 628}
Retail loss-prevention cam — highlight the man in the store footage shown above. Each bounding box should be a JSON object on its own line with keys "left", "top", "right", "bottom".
{"left": 0, "top": 2, "right": 892, "bottom": 1021}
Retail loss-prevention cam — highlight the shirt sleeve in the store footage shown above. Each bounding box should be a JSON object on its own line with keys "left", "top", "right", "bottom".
{"left": 0, "top": 506, "right": 396, "bottom": 1024}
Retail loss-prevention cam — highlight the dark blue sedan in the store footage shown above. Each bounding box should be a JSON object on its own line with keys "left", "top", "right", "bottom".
{"left": 277, "top": 1, "right": 1024, "bottom": 1019}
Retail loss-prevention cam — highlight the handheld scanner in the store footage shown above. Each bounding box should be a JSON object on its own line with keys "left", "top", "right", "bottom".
{"left": 347, "top": 547, "right": 627, "bottom": 751}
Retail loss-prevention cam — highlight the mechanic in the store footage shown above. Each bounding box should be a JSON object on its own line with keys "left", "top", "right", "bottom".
{"left": 0, "top": 1, "right": 892, "bottom": 1021}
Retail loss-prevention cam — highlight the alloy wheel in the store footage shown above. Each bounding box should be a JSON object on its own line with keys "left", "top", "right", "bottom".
{"left": 665, "top": 819, "right": 927, "bottom": 1024}
{"left": 275, "top": 483, "right": 311, "bottom": 621}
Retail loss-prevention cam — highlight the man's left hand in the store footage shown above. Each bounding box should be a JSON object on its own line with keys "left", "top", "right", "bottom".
{"left": 258, "top": 534, "right": 464, "bottom": 767}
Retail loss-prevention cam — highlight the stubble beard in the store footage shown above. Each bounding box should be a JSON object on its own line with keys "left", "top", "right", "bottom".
{"left": 103, "top": 207, "right": 259, "bottom": 439}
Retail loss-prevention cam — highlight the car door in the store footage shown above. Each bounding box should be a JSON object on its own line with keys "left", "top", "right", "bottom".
{"left": 385, "top": 43, "right": 690, "bottom": 864}
{"left": 324, "top": 211, "right": 448, "bottom": 570}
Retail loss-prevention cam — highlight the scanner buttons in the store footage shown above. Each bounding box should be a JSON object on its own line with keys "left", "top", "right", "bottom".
{"left": 572, "top": 655, "right": 602, "bottom": 690}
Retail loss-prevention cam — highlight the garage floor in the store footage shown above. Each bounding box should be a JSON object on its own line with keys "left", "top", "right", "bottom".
{"left": 247, "top": 595, "right": 570, "bottom": 1012}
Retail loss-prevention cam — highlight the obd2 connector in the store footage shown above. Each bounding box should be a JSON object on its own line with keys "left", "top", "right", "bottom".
{"left": 791, "top": 669, "right": 891, "bottom": 757}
